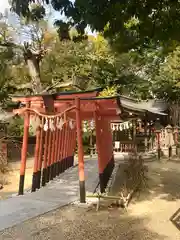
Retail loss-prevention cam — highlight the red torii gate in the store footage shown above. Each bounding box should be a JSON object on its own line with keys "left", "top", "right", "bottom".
{"left": 12, "top": 89, "right": 121, "bottom": 203}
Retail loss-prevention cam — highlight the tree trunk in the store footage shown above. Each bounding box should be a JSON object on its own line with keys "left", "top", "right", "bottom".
{"left": 170, "top": 103, "right": 180, "bottom": 126}
{"left": 26, "top": 56, "right": 43, "bottom": 94}
{"left": 23, "top": 45, "right": 43, "bottom": 94}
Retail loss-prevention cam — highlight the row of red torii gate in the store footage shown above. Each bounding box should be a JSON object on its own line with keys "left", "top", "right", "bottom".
{"left": 12, "top": 88, "right": 167, "bottom": 203}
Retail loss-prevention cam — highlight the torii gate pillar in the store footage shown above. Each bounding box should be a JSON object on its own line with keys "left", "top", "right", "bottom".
{"left": 75, "top": 98, "right": 86, "bottom": 203}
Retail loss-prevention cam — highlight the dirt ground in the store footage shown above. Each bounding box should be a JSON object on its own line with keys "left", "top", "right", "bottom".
{"left": 0, "top": 159, "right": 34, "bottom": 199}
{"left": 0, "top": 159, "right": 180, "bottom": 239}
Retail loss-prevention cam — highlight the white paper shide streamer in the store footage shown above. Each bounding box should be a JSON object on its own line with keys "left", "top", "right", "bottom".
{"left": 111, "top": 121, "right": 132, "bottom": 131}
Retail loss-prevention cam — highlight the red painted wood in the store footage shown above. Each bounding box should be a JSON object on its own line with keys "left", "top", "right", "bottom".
{"left": 64, "top": 124, "right": 68, "bottom": 159}
{"left": 47, "top": 128, "right": 53, "bottom": 167}
{"left": 33, "top": 125, "right": 41, "bottom": 173}
{"left": 68, "top": 125, "right": 71, "bottom": 156}
{"left": 94, "top": 112, "right": 102, "bottom": 173}
{"left": 13, "top": 96, "right": 120, "bottom": 123}
{"left": 57, "top": 128, "right": 62, "bottom": 162}
{"left": 76, "top": 98, "right": 85, "bottom": 182}
{"left": 51, "top": 124, "right": 56, "bottom": 166}
{"left": 56, "top": 91, "right": 98, "bottom": 100}
{"left": 65, "top": 112, "right": 120, "bottom": 121}
{"left": 13, "top": 91, "right": 123, "bottom": 196}
{"left": 60, "top": 125, "right": 66, "bottom": 161}
{"left": 65, "top": 123, "right": 69, "bottom": 159}
{"left": 95, "top": 114, "right": 113, "bottom": 174}
{"left": 43, "top": 128, "right": 49, "bottom": 169}
{"left": 69, "top": 126, "right": 76, "bottom": 158}
{"left": 69, "top": 126, "right": 74, "bottom": 157}
{"left": 62, "top": 123, "right": 66, "bottom": 160}
{"left": 51, "top": 118, "right": 57, "bottom": 164}
{"left": 37, "top": 119, "right": 44, "bottom": 172}
{"left": 20, "top": 109, "right": 30, "bottom": 176}
{"left": 69, "top": 128, "right": 76, "bottom": 158}
{"left": 54, "top": 124, "right": 60, "bottom": 164}
{"left": 66, "top": 124, "right": 70, "bottom": 157}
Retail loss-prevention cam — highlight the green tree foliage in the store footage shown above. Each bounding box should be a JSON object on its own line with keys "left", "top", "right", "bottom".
{"left": 0, "top": 18, "right": 35, "bottom": 97}
{"left": 152, "top": 46, "right": 180, "bottom": 102}
{"left": 11, "top": 0, "right": 180, "bottom": 52}
{"left": 41, "top": 38, "right": 94, "bottom": 91}
{"left": 6, "top": 0, "right": 180, "bottom": 103}
{"left": 41, "top": 33, "right": 154, "bottom": 97}
{"left": 11, "top": 1, "right": 173, "bottom": 100}
{"left": 0, "top": 14, "right": 145, "bottom": 98}
{"left": 7, "top": 116, "right": 34, "bottom": 136}
{"left": 40, "top": 34, "right": 137, "bottom": 91}
{"left": 11, "top": 1, "right": 46, "bottom": 22}
{"left": 0, "top": 20, "right": 16, "bottom": 104}
{"left": 121, "top": 46, "right": 166, "bottom": 100}
{"left": 0, "top": 47, "right": 13, "bottom": 102}
{"left": 0, "top": 12, "right": 161, "bottom": 102}
{"left": 99, "top": 86, "right": 118, "bottom": 97}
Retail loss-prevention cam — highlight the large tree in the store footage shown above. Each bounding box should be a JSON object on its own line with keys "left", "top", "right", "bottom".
{"left": 40, "top": 34, "right": 152, "bottom": 96}
{"left": 0, "top": 5, "right": 53, "bottom": 94}
{"left": 0, "top": 18, "right": 18, "bottom": 104}
{"left": 152, "top": 46, "right": 180, "bottom": 102}
{"left": 40, "top": 34, "right": 130, "bottom": 91}
{"left": 11, "top": 0, "right": 180, "bottom": 52}
{"left": 8, "top": 0, "right": 180, "bottom": 101}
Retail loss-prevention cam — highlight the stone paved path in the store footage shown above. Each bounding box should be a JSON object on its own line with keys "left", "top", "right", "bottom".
{"left": 0, "top": 158, "right": 99, "bottom": 231}
{"left": 1, "top": 159, "right": 180, "bottom": 240}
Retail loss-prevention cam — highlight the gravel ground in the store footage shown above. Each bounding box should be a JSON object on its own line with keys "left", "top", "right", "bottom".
{"left": 0, "top": 205, "right": 167, "bottom": 240}
{"left": 0, "top": 160, "right": 180, "bottom": 240}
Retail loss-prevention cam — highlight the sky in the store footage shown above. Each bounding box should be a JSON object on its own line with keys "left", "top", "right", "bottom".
{"left": 0, "top": 0, "right": 10, "bottom": 12}
{"left": 0, "top": 0, "right": 62, "bottom": 24}
{"left": 0, "top": 0, "right": 95, "bottom": 37}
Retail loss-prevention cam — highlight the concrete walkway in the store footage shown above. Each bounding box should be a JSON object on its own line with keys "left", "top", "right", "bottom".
{"left": 0, "top": 158, "right": 99, "bottom": 231}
